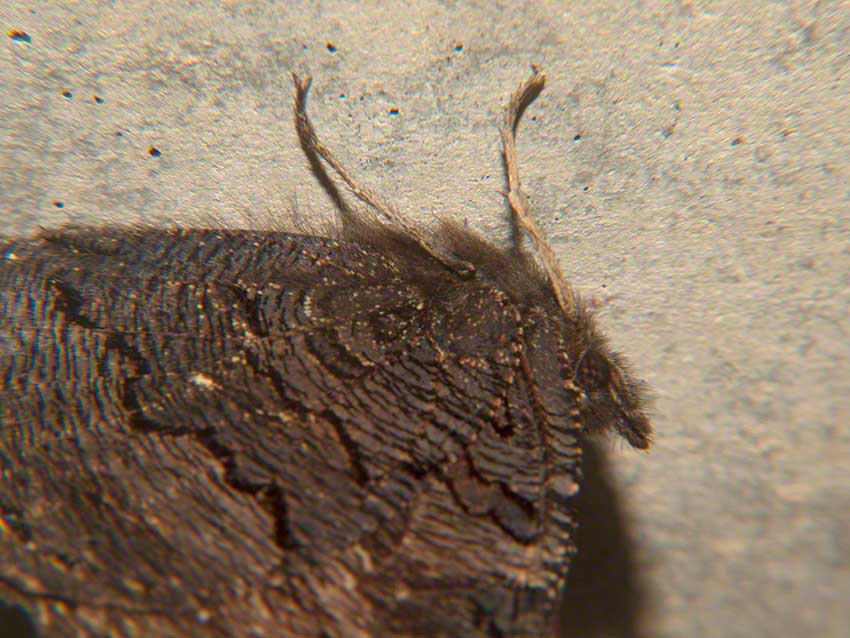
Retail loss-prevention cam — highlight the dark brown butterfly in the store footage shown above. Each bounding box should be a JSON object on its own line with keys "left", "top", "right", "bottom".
{"left": 0, "top": 70, "right": 651, "bottom": 637}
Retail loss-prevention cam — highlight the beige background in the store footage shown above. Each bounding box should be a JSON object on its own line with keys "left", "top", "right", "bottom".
{"left": 2, "top": 1, "right": 848, "bottom": 637}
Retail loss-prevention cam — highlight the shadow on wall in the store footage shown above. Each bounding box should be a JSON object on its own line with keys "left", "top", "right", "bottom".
{"left": 560, "top": 441, "right": 649, "bottom": 638}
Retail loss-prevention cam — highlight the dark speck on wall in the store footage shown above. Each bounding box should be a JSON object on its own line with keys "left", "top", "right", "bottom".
{"left": 0, "top": 602, "right": 35, "bottom": 638}
{"left": 93, "top": 95, "right": 104, "bottom": 103}
{"left": 326, "top": 42, "right": 337, "bottom": 53}
{"left": 52, "top": 201, "right": 64, "bottom": 208}
{"left": 7, "top": 29, "right": 31, "bottom": 43}
{"left": 62, "top": 90, "right": 73, "bottom": 99}
{"left": 389, "top": 108, "right": 399, "bottom": 116}
{"left": 731, "top": 136, "right": 744, "bottom": 146}
{"left": 454, "top": 43, "right": 463, "bottom": 51}
{"left": 573, "top": 133, "right": 582, "bottom": 141}
{"left": 148, "top": 146, "right": 162, "bottom": 157}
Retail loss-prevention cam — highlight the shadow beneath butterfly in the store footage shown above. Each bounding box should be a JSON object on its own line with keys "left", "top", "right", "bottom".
{"left": 559, "top": 441, "right": 650, "bottom": 638}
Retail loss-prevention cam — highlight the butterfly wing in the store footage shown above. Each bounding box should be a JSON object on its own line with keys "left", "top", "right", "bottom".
{"left": 0, "top": 227, "right": 581, "bottom": 637}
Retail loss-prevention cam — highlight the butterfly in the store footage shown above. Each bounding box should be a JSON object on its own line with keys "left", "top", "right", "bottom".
{"left": 0, "top": 70, "right": 651, "bottom": 638}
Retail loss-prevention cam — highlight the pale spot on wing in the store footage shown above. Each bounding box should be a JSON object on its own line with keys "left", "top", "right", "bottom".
{"left": 549, "top": 474, "right": 580, "bottom": 498}
{"left": 190, "top": 372, "right": 220, "bottom": 390}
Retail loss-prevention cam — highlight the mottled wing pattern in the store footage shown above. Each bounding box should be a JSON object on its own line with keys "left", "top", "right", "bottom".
{"left": 0, "top": 227, "right": 582, "bottom": 638}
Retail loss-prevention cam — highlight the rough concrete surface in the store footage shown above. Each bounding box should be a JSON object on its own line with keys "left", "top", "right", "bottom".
{"left": 1, "top": 1, "right": 848, "bottom": 637}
